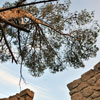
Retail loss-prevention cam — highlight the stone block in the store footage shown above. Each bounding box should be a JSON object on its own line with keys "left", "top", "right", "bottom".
{"left": 81, "top": 69, "right": 95, "bottom": 81}
{"left": 95, "top": 73, "right": 100, "bottom": 80}
{"left": 71, "top": 92, "right": 83, "bottom": 100}
{"left": 67, "top": 79, "right": 81, "bottom": 91}
{"left": 25, "top": 96, "right": 32, "bottom": 100}
{"left": 0, "top": 99, "right": 9, "bottom": 100}
{"left": 20, "top": 89, "right": 34, "bottom": 98}
{"left": 81, "top": 86, "right": 93, "bottom": 97}
{"left": 9, "top": 96, "right": 17, "bottom": 100}
{"left": 77, "top": 82, "right": 88, "bottom": 91}
{"left": 91, "top": 91, "right": 100, "bottom": 99}
{"left": 81, "top": 97, "right": 91, "bottom": 100}
{"left": 87, "top": 77, "right": 96, "bottom": 86}
{"left": 93, "top": 85, "right": 100, "bottom": 90}
{"left": 87, "top": 97, "right": 92, "bottom": 100}
{"left": 94, "top": 62, "right": 100, "bottom": 73}
{"left": 96, "top": 79, "right": 100, "bottom": 86}
{"left": 70, "top": 88, "right": 78, "bottom": 95}
{"left": 0, "top": 89, "right": 34, "bottom": 100}
{"left": 67, "top": 61, "right": 100, "bottom": 100}
{"left": 93, "top": 97, "right": 100, "bottom": 100}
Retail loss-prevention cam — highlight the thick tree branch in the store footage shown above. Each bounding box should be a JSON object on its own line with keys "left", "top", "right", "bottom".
{"left": 0, "top": 18, "right": 30, "bottom": 32}
{"left": 0, "top": 0, "right": 58, "bottom": 12}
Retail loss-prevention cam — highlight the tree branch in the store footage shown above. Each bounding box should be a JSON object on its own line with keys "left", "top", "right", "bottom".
{"left": 0, "top": 18, "right": 30, "bottom": 32}
{"left": 0, "top": 24, "right": 17, "bottom": 64}
{"left": 0, "top": 0, "right": 58, "bottom": 12}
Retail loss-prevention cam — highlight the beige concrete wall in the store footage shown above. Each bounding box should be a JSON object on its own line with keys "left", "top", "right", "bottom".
{"left": 0, "top": 89, "right": 34, "bottom": 100}
{"left": 67, "top": 62, "right": 100, "bottom": 100}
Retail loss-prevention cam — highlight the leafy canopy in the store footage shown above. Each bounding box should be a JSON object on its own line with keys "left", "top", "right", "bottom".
{"left": 0, "top": 0, "right": 100, "bottom": 77}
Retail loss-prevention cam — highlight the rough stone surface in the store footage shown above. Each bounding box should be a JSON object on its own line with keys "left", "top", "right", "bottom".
{"left": 87, "top": 77, "right": 97, "bottom": 86}
{"left": 70, "top": 88, "right": 78, "bottom": 95}
{"left": 93, "top": 97, "right": 100, "bottom": 100}
{"left": 93, "top": 85, "right": 100, "bottom": 90}
{"left": 81, "top": 69, "right": 95, "bottom": 81}
{"left": 96, "top": 79, "right": 100, "bottom": 86}
{"left": 94, "top": 62, "right": 100, "bottom": 72}
{"left": 77, "top": 82, "right": 88, "bottom": 91}
{"left": 81, "top": 86, "right": 93, "bottom": 97}
{"left": 91, "top": 91, "right": 100, "bottom": 99}
{"left": 0, "top": 89, "right": 34, "bottom": 100}
{"left": 67, "top": 79, "right": 81, "bottom": 91}
{"left": 67, "top": 61, "right": 100, "bottom": 100}
{"left": 71, "top": 92, "right": 83, "bottom": 100}
{"left": 95, "top": 73, "right": 100, "bottom": 80}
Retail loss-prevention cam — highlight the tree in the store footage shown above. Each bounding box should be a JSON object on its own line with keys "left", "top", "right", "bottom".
{"left": 0, "top": 0, "right": 100, "bottom": 77}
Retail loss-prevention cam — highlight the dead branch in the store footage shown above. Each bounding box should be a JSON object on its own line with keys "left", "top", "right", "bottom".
{"left": 0, "top": 24, "right": 17, "bottom": 64}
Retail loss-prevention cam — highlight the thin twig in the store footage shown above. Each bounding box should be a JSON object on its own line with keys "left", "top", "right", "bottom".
{"left": 37, "top": 24, "right": 55, "bottom": 52}
{"left": 38, "top": 24, "right": 63, "bottom": 67}
{"left": 38, "top": 21, "right": 75, "bottom": 38}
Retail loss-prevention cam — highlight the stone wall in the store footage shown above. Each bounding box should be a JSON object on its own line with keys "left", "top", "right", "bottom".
{"left": 67, "top": 62, "right": 100, "bottom": 100}
{"left": 0, "top": 89, "right": 34, "bottom": 100}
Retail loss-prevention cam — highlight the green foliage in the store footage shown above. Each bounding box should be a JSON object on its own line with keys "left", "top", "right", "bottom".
{"left": 1, "top": 0, "right": 100, "bottom": 77}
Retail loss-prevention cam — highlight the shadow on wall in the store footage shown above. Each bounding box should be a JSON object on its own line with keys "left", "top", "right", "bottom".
{"left": 67, "top": 61, "right": 100, "bottom": 100}
{"left": 0, "top": 89, "right": 34, "bottom": 100}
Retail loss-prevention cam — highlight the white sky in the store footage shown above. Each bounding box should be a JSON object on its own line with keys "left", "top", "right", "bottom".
{"left": 0, "top": 0, "right": 100, "bottom": 100}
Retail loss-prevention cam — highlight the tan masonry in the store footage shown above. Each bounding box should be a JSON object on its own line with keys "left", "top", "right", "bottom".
{"left": 67, "top": 62, "right": 100, "bottom": 100}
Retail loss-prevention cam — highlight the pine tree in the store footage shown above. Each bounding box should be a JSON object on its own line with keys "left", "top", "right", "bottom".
{"left": 0, "top": 0, "right": 100, "bottom": 77}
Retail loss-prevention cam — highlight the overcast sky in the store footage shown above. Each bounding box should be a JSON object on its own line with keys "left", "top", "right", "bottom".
{"left": 0, "top": 0, "right": 100, "bottom": 100}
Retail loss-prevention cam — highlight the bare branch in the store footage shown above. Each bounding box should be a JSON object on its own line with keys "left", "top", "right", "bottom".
{"left": 0, "top": 0, "right": 58, "bottom": 12}
{"left": 0, "top": 24, "right": 17, "bottom": 64}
